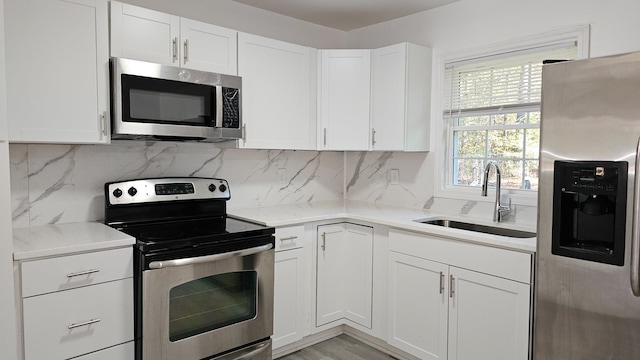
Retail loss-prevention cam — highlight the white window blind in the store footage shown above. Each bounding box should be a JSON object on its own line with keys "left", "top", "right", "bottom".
{"left": 444, "top": 42, "right": 578, "bottom": 116}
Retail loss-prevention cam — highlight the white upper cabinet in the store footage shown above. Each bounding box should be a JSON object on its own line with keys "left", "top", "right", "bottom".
{"left": 237, "top": 33, "right": 317, "bottom": 150}
{"left": 318, "top": 50, "right": 371, "bottom": 151}
{"left": 371, "top": 43, "right": 432, "bottom": 151}
{"left": 110, "top": 1, "right": 237, "bottom": 75}
{"left": 5, "top": 0, "right": 110, "bottom": 144}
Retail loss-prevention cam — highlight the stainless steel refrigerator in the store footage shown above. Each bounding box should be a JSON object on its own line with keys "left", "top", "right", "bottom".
{"left": 535, "top": 51, "right": 640, "bottom": 359}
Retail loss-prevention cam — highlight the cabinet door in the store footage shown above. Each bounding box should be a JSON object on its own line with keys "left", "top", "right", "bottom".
{"left": 316, "top": 223, "right": 373, "bottom": 329}
{"left": 316, "top": 224, "right": 345, "bottom": 326}
{"left": 238, "top": 33, "right": 316, "bottom": 150}
{"left": 371, "top": 43, "right": 432, "bottom": 152}
{"left": 388, "top": 251, "right": 448, "bottom": 360}
{"left": 371, "top": 44, "right": 407, "bottom": 151}
{"left": 5, "top": 0, "right": 109, "bottom": 143}
{"left": 273, "top": 248, "right": 305, "bottom": 349}
{"left": 448, "top": 267, "right": 530, "bottom": 360}
{"left": 110, "top": 1, "right": 180, "bottom": 66}
{"left": 319, "top": 50, "right": 371, "bottom": 150}
{"left": 180, "top": 18, "right": 237, "bottom": 75}
{"left": 343, "top": 223, "right": 373, "bottom": 328}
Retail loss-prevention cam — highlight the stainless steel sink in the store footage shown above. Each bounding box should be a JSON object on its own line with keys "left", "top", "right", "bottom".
{"left": 415, "top": 219, "right": 536, "bottom": 238}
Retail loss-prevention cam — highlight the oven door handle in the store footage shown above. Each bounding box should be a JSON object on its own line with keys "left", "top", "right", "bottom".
{"left": 148, "top": 243, "right": 273, "bottom": 269}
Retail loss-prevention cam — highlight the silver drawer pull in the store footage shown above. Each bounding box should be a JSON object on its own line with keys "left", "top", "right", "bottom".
{"left": 279, "top": 236, "right": 298, "bottom": 242}
{"left": 66, "top": 269, "right": 100, "bottom": 278}
{"left": 68, "top": 318, "right": 101, "bottom": 329}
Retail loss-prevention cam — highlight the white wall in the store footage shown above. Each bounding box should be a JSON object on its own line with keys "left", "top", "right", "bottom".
{"left": 0, "top": 0, "right": 18, "bottom": 356}
{"left": 343, "top": 0, "right": 640, "bottom": 215}
{"left": 120, "top": 0, "right": 347, "bottom": 49}
{"left": 346, "top": 0, "right": 640, "bottom": 57}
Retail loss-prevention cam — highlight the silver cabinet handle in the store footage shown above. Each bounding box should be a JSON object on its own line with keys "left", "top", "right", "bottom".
{"left": 67, "top": 269, "right": 100, "bottom": 278}
{"left": 323, "top": 128, "right": 327, "bottom": 146}
{"left": 172, "top": 37, "right": 178, "bottom": 62}
{"left": 100, "top": 111, "right": 107, "bottom": 136}
{"left": 372, "top": 128, "right": 376, "bottom": 146}
{"left": 184, "top": 39, "right": 189, "bottom": 63}
{"left": 632, "top": 136, "right": 640, "bottom": 296}
{"left": 279, "top": 236, "right": 298, "bottom": 242}
{"left": 439, "top": 272, "right": 444, "bottom": 294}
{"left": 242, "top": 124, "right": 246, "bottom": 142}
{"left": 449, "top": 275, "right": 455, "bottom": 298}
{"left": 149, "top": 243, "right": 273, "bottom": 269}
{"left": 321, "top": 232, "right": 326, "bottom": 251}
{"left": 68, "top": 318, "right": 100, "bottom": 329}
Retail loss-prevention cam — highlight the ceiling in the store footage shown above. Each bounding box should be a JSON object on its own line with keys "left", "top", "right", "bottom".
{"left": 232, "top": 0, "right": 463, "bottom": 31}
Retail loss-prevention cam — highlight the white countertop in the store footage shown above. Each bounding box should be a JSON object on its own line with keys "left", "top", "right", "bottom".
{"left": 13, "top": 222, "right": 136, "bottom": 261}
{"left": 229, "top": 200, "right": 537, "bottom": 253}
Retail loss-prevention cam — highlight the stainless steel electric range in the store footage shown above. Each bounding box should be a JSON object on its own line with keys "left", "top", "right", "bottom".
{"left": 104, "top": 177, "right": 275, "bottom": 360}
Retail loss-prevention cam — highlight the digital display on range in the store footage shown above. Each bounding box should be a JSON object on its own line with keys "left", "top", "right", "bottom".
{"left": 155, "top": 183, "right": 195, "bottom": 195}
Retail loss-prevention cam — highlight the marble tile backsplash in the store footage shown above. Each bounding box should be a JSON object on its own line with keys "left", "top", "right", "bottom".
{"left": 10, "top": 142, "right": 344, "bottom": 228}
{"left": 344, "top": 151, "right": 538, "bottom": 227}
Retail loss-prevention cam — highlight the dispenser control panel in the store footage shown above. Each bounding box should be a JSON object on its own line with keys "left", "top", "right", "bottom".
{"left": 565, "top": 166, "right": 618, "bottom": 193}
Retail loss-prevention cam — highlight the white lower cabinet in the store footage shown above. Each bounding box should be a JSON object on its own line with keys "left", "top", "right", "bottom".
{"left": 388, "top": 229, "right": 532, "bottom": 360}
{"left": 316, "top": 223, "right": 373, "bottom": 329}
{"left": 73, "top": 342, "right": 134, "bottom": 360}
{"left": 447, "top": 266, "right": 530, "bottom": 360}
{"left": 17, "top": 247, "right": 134, "bottom": 360}
{"left": 388, "top": 252, "right": 448, "bottom": 359}
{"left": 273, "top": 225, "right": 308, "bottom": 350}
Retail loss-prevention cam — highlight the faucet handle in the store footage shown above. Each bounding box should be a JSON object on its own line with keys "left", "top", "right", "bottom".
{"left": 499, "top": 195, "right": 512, "bottom": 215}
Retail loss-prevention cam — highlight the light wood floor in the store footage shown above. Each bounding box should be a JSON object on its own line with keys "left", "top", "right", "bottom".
{"left": 277, "top": 335, "right": 394, "bottom": 360}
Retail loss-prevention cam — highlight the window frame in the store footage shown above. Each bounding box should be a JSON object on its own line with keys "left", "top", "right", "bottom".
{"left": 432, "top": 25, "right": 590, "bottom": 206}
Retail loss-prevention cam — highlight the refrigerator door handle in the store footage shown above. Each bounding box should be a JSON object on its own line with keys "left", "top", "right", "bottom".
{"left": 632, "top": 137, "right": 640, "bottom": 296}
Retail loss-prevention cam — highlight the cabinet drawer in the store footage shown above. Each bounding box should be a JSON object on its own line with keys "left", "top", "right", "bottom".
{"left": 74, "top": 341, "right": 134, "bottom": 360}
{"left": 389, "top": 229, "right": 532, "bottom": 284}
{"left": 21, "top": 247, "right": 133, "bottom": 297}
{"left": 275, "top": 225, "right": 305, "bottom": 251}
{"left": 22, "top": 278, "right": 134, "bottom": 360}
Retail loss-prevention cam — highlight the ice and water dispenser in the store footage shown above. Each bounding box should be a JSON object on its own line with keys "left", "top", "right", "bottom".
{"left": 552, "top": 161, "right": 627, "bottom": 265}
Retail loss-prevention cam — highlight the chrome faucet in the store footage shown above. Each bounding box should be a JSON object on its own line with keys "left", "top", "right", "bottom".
{"left": 481, "top": 162, "right": 511, "bottom": 222}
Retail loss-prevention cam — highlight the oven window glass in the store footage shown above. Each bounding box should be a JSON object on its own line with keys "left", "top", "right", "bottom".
{"left": 169, "top": 271, "right": 257, "bottom": 341}
{"left": 122, "top": 74, "right": 215, "bottom": 126}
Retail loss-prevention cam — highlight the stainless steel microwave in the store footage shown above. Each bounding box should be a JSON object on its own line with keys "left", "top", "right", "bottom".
{"left": 110, "top": 57, "right": 242, "bottom": 142}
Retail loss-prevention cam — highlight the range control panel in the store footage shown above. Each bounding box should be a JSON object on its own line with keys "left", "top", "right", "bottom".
{"left": 106, "top": 177, "right": 230, "bottom": 206}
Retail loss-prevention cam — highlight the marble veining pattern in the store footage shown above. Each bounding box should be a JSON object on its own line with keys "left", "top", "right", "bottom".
{"left": 345, "top": 151, "right": 433, "bottom": 209}
{"left": 10, "top": 142, "right": 343, "bottom": 227}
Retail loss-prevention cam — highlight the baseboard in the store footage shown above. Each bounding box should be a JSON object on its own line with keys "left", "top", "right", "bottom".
{"left": 272, "top": 325, "right": 420, "bottom": 360}
{"left": 272, "top": 327, "right": 344, "bottom": 359}
{"left": 342, "top": 326, "right": 420, "bottom": 360}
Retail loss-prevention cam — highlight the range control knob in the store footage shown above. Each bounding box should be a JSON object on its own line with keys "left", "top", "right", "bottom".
{"left": 128, "top": 187, "right": 137, "bottom": 197}
{"left": 112, "top": 188, "right": 123, "bottom": 198}
{"left": 218, "top": 184, "right": 227, "bottom": 193}
{"left": 208, "top": 184, "right": 217, "bottom": 192}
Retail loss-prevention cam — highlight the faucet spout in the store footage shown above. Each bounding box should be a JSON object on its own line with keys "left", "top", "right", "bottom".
{"left": 481, "top": 162, "right": 511, "bottom": 222}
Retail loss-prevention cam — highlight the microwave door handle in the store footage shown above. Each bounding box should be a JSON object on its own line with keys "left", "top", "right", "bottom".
{"left": 148, "top": 243, "right": 273, "bottom": 269}
{"left": 215, "top": 86, "right": 223, "bottom": 128}
{"left": 632, "top": 136, "right": 640, "bottom": 296}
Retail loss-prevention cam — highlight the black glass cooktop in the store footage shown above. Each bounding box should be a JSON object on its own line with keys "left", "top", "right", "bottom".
{"left": 116, "top": 216, "right": 274, "bottom": 252}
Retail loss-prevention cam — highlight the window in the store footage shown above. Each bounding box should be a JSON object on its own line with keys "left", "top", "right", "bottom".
{"left": 444, "top": 43, "right": 578, "bottom": 192}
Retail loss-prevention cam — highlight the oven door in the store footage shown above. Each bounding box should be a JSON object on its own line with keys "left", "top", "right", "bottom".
{"left": 142, "top": 242, "right": 274, "bottom": 360}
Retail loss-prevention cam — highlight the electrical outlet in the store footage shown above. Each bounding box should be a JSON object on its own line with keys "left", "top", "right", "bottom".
{"left": 389, "top": 169, "right": 399, "bottom": 185}
{"left": 277, "top": 168, "right": 286, "bottom": 184}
